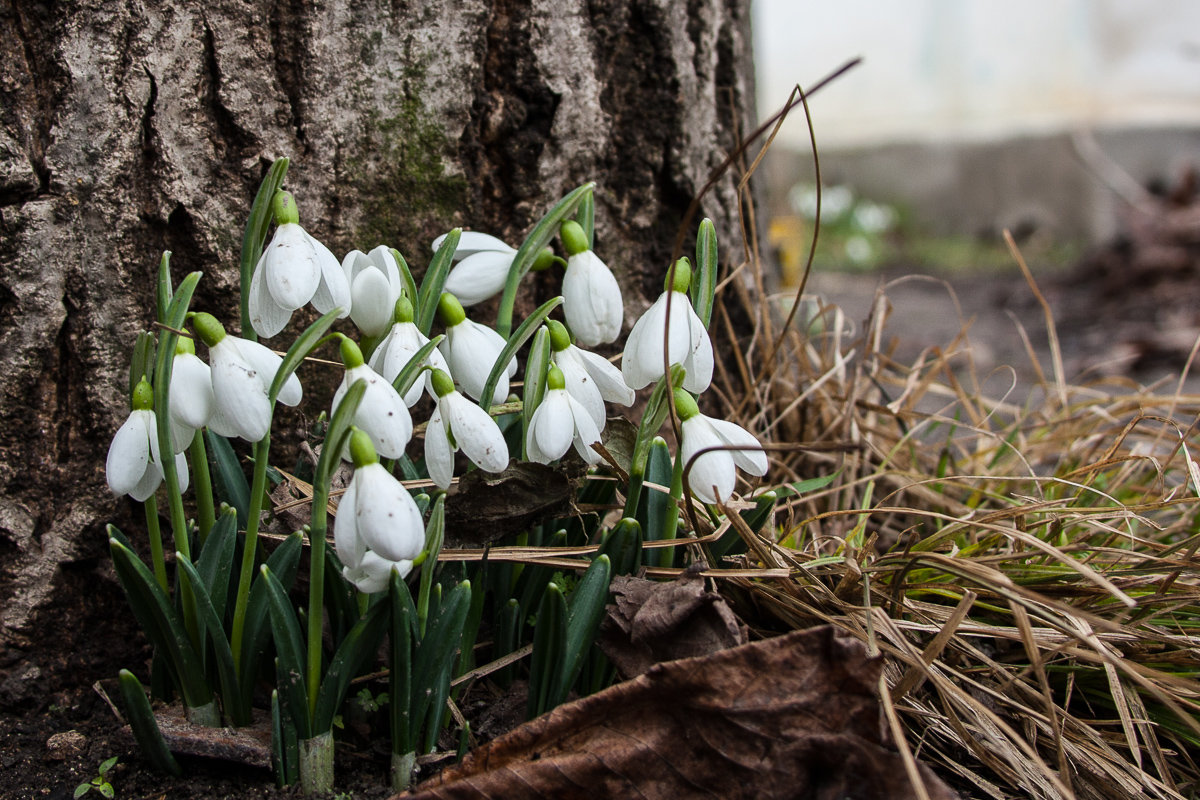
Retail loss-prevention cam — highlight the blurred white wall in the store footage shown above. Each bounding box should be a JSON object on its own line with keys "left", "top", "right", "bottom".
{"left": 754, "top": 1, "right": 1200, "bottom": 147}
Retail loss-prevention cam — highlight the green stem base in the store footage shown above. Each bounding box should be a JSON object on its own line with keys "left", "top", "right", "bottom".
{"left": 391, "top": 751, "right": 417, "bottom": 793}
{"left": 299, "top": 731, "right": 335, "bottom": 796}
{"left": 185, "top": 701, "right": 221, "bottom": 728}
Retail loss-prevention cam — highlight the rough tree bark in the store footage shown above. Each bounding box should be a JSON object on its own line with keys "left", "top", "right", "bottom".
{"left": 0, "top": 0, "right": 755, "bottom": 697}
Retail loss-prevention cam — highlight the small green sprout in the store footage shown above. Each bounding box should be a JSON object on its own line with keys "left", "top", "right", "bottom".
{"left": 74, "top": 756, "right": 118, "bottom": 799}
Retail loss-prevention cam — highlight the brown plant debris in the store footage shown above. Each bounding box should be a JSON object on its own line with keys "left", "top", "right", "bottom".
{"left": 403, "top": 626, "right": 959, "bottom": 800}
{"left": 599, "top": 568, "right": 746, "bottom": 678}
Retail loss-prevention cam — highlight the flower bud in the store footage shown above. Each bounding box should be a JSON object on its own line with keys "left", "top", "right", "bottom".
{"left": 531, "top": 246, "right": 564, "bottom": 272}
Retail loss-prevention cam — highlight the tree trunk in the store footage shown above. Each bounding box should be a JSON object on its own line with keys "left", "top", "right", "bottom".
{"left": 0, "top": 0, "right": 755, "bottom": 695}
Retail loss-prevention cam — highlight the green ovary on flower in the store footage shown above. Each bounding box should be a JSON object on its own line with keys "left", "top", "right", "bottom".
{"left": 668, "top": 257, "right": 692, "bottom": 294}
{"left": 560, "top": 220, "right": 589, "bottom": 256}
{"left": 348, "top": 428, "right": 378, "bottom": 468}
{"left": 271, "top": 190, "right": 300, "bottom": 226}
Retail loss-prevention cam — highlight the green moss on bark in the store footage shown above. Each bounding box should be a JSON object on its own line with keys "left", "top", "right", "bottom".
{"left": 348, "top": 69, "right": 467, "bottom": 253}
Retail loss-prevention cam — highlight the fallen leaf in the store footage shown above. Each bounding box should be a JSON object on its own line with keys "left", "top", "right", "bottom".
{"left": 444, "top": 461, "right": 581, "bottom": 546}
{"left": 599, "top": 568, "right": 746, "bottom": 678}
{"left": 402, "top": 626, "right": 958, "bottom": 800}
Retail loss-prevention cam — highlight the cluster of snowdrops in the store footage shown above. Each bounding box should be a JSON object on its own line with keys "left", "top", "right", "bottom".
{"left": 101, "top": 162, "right": 768, "bottom": 791}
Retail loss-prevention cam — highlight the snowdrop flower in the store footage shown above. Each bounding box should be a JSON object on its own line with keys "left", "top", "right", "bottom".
{"left": 167, "top": 337, "right": 214, "bottom": 447}
{"left": 621, "top": 257, "right": 713, "bottom": 394}
{"left": 335, "top": 429, "right": 425, "bottom": 592}
{"left": 249, "top": 191, "right": 351, "bottom": 338}
{"left": 343, "top": 245, "right": 405, "bottom": 337}
{"left": 106, "top": 379, "right": 189, "bottom": 501}
{"left": 192, "top": 313, "right": 302, "bottom": 442}
{"left": 368, "top": 296, "right": 450, "bottom": 407}
{"left": 437, "top": 292, "right": 516, "bottom": 406}
{"left": 434, "top": 231, "right": 562, "bottom": 307}
{"left": 560, "top": 221, "right": 622, "bottom": 346}
{"left": 331, "top": 338, "right": 412, "bottom": 460}
{"left": 546, "top": 320, "right": 632, "bottom": 432}
{"left": 424, "top": 369, "right": 510, "bottom": 490}
{"left": 675, "top": 389, "right": 768, "bottom": 504}
{"left": 526, "top": 366, "right": 602, "bottom": 465}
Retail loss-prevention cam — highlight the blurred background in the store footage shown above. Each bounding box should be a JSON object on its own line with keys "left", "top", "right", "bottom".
{"left": 751, "top": 0, "right": 1200, "bottom": 380}
{"left": 753, "top": 0, "right": 1200, "bottom": 268}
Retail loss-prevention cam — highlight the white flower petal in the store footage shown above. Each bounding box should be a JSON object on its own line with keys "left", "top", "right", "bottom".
{"left": 425, "top": 407, "right": 455, "bottom": 490}
{"left": 106, "top": 410, "right": 154, "bottom": 498}
{"left": 173, "top": 450, "right": 190, "bottom": 494}
{"left": 349, "top": 268, "right": 395, "bottom": 337}
{"left": 210, "top": 339, "right": 272, "bottom": 441}
{"left": 308, "top": 234, "right": 352, "bottom": 318}
{"left": 709, "top": 417, "right": 769, "bottom": 476}
{"left": 367, "top": 245, "right": 404, "bottom": 296}
{"left": 249, "top": 253, "right": 293, "bottom": 338}
{"left": 334, "top": 478, "right": 366, "bottom": 569}
{"left": 352, "top": 463, "right": 425, "bottom": 562}
{"left": 169, "top": 353, "right": 214, "bottom": 430}
{"left": 442, "top": 320, "right": 510, "bottom": 405}
{"left": 622, "top": 294, "right": 667, "bottom": 390}
{"left": 434, "top": 231, "right": 516, "bottom": 257}
{"left": 447, "top": 393, "right": 509, "bottom": 473}
{"left": 263, "top": 223, "right": 321, "bottom": 310}
{"left": 681, "top": 415, "right": 734, "bottom": 504}
{"left": 554, "top": 348, "right": 606, "bottom": 431}
{"left": 563, "top": 251, "right": 622, "bottom": 346}
{"left": 528, "top": 390, "right": 573, "bottom": 463}
{"left": 370, "top": 323, "right": 449, "bottom": 407}
{"left": 566, "top": 394, "right": 604, "bottom": 464}
{"left": 572, "top": 346, "right": 634, "bottom": 406}
{"left": 337, "top": 365, "right": 412, "bottom": 460}
{"left": 344, "top": 551, "right": 412, "bottom": 594}
{"left": 443, "top": 250, "right": 514, "bottom": 306}
{"left": 236, "top": 338, "right": 302, "bottom": 407}
{"left": 682, "top": 301, "right": 714, "bottom": 394}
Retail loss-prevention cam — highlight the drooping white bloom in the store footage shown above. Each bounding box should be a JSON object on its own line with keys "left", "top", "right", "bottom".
{"left": 424, "top": 369, "right": 510, "bottom": 490}
{"left": 368, "top": 296, "right": 451, "bottom": 407}
{"left": 560, "top": 221, "right": 622, "bottom": 346}
{"left": 434, "top": 231, "right": 517, "bottom": 307}
{"left": 167, "top": 339, "right": 214, "bottom": 447}
{"left": 437, "top": 293, "right": 516, "bottom": 406}
{"left": 106, "top": 380, "right": 189, "bottom": 501}
{"left": 546, "top": 320, "right": 633, "bottom": 432}
{"left": 676, "top": 390, "right": 768, "bottom": 504}
{"left": 342, "top": 551, "right": 411, "bottom": 594}
{"left": 343, "top": 245, "right": 405, "bottom": 337}
{"left": 194, "top": 313, "right": 302, "bottom": 442}
{"left": 621, "top": 260, "right": 713, "bottom": 394}
{"left": 249, "top": 192, "right": 351, "bottom": 338}
{"left": 525, "top": 366, "right": 603, "bottom": 465}
{"left": 331, "top": 340, "right": 412, "bottom": 461}
{"left": 335, "top": 431, "right": 425, "bottom": 593}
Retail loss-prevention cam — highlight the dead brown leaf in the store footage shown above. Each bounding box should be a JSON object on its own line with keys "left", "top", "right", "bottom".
{"left": 401, "top": 626, "right": 959, "bottom": 800}
{"left": 599, "top": 569, "right": 746, "bottom": 678}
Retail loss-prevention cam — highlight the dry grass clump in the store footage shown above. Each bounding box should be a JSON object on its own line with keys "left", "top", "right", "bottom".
{"left": 708, "top": 235, "right": 1200, "bottom": 800}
